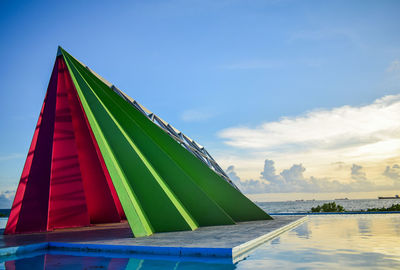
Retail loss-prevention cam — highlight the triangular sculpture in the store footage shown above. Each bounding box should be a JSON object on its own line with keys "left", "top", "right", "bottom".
{"left": 5, "top": 47, "right": 271, "bottom": 236}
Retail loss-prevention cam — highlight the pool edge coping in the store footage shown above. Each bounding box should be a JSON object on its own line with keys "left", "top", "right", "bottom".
{"left": 232, "top": 216, "right": 307, "bottom": 260}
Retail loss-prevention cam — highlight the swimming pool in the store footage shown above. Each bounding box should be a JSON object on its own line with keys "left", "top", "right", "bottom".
{"left": 1, "top": 214, "right": 399, "bottom": 269}
{"left": 238, "top": 214, "right": 400, "bottom": 269}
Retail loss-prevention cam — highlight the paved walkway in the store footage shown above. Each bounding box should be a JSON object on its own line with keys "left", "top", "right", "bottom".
{"left": 76, "top": 216, "right": 302, "bottom": 248}
{"left": 0, "top": 215, "right": 306, "bottom": 259}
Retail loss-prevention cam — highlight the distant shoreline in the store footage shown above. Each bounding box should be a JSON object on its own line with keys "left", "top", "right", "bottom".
{"left": 0, "top": 209, "right": 10, "bottom": 217}
{"left": 272, "top": 211, "right": 400, "bottom": 215}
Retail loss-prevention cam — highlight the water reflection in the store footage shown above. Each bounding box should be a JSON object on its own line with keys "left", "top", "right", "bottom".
{"left": 270, "top": 237, "right": 280, "bottom": 245}
{"left": 238, "top": 214, "right": 400, "bottom": 269}
{"left": 294, "top": 221, "right": 311, "bottom": 239}
{"left": 357, "top": 217, "right": 372, "bottom": 235}
{"left": 5, "top": 253, "right": 129, "bottom": 269}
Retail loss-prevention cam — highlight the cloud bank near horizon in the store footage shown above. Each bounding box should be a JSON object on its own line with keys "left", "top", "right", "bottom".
{"left": 228, "top": 159, "right": 400, "bottom": 194}
{"left": 218, "top": 94, "right": 400, "bottom": 191}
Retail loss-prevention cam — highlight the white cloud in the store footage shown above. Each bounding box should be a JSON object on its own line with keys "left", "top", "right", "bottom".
{"left": 351, "top": 164, "right": 366, "bottom": 182}
{"left": 0, "top": 190, "right": 14, "bottom": 208}
{"left": 383, "top": 164, "right": 400, "bottom": 182}
{"left": 229, "top": 159, "right": 393, "bottom": 194}
{"left": 216, "top": 94, "right": 400, "bottom": 184}
{"left": 181, "top": 109, "right": 213, "bottom": 122}
{"left": 226, "top": 165, "right": 244, "bottom": 191}
{"left": 219, "top": 94, "right": 400, "bottom": 151}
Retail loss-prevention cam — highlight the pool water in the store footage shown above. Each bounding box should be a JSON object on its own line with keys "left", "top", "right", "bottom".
{"left": 239, "top": 214, "right": 400, "bottom": 269}
{"left": 1, "top": 214, "right": 399, "bottom": 269}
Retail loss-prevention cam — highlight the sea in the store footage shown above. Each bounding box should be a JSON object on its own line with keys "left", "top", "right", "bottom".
{"left": 256, "top": 198, "right": 400, "bottom": 213}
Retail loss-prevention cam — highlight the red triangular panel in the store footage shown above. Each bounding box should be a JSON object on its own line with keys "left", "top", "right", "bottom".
{"left": 5, "top": 56, "right": 125, "bottom": 234}
{"left": 5, "top": 59, "right": 58, "bottom": 234}
{"left": 47, "top": 57, "right": 90, "bottom": 230}
{"left": 60, "top": 54, "right": 124, "bottom": 223}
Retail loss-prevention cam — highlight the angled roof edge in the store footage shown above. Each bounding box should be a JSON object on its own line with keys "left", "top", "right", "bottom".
{"left": 58, "top": 47, "right": 237, "bottom": 189}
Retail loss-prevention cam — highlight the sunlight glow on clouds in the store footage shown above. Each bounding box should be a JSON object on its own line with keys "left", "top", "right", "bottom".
{"left": 226, "top": 160, "right": 388, "bottom": 194}
{"left": 218, "top": 94, "right": 400, "bottom": 193}
{"left": 219, "top": 94, "right": 400, "bottom": 152}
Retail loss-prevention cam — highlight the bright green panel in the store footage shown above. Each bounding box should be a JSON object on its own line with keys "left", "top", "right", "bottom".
{"left": 137, "top": 119, "right": 272, "bottom": 221}
{"left": 62, "top": 54, "right": 151, "bottom": 237}
{"left": 66, "top": 53, "right": 236, "bottom": 227}
{"left": 135, "top": 112, "right": 271, "bottom": 221}
{"left": 144, "top": 123, "right": 271, "bottom": 221}
{"left": 62, "top": 51, "right": 195, "bottom": 234}
{"left": 62, "top": 50, "right": 271, "bottom": 222}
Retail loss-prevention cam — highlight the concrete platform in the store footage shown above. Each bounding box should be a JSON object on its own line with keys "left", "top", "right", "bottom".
{"left": 0, "top": 215, "right": 306, "bottom": 261}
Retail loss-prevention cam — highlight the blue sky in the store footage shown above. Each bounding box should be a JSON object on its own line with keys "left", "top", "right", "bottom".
{"left": 1, "top": 0, "right": 400, "bottom": 204}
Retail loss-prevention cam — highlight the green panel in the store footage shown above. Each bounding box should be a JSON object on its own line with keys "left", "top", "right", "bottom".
{"left": 61, "top": 49, "right": 271, "bottom": 223}
{"left": 62, "top": 56, "right": 151, "bottom": 237}
{"left": 62, "top": 52, "right": 196, "bottom": 236}
{"left": 63, "top": 50, "right": 236, "bottom": 227}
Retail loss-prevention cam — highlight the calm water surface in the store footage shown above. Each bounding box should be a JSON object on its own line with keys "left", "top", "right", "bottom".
{"left": 257, "top": 198, "right": 400, "bottom": 213}
{"left": 1, "top": 214, "right": 399, "bottom": 269}
{"left": 238, "top": 214, "right": 400, "bottom": 269}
